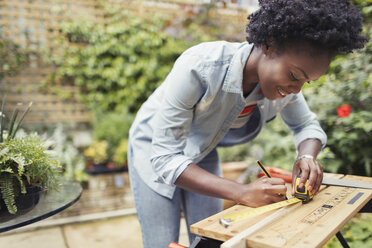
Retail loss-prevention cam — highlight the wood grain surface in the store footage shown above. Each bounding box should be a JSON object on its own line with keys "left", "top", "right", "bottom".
{"left": 191, "top": 173, "right": 372, "bottom": 248}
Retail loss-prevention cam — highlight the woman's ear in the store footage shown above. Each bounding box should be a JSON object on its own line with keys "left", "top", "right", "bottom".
{"left": 262, "top": 43, "right": 275, "bottom": 56}
{"left": 262, "top": 38, "right": 275, "bottom": 56}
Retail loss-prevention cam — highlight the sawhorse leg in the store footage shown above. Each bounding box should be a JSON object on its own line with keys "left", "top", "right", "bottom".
{"left": 169, "top": 236, "right": 222, "bottom": 248}
{"left": 336, "top": 232, "right": 350, "bottom": 248}
{"left": 189, "top": 236, "right": 223, "bottom": 248}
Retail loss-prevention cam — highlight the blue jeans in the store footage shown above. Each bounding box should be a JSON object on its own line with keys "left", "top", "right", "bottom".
{"left": 128, "top": 149, "right": 223, "bottom": 248}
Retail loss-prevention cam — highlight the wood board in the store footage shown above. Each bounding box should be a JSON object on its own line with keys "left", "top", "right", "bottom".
{"left": 190, "top": 173, "right": 372, "bottom": 248}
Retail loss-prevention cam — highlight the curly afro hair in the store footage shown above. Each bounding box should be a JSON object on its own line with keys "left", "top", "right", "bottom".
{"left": 246, "top": 0, "right": 367, "bottom": 55}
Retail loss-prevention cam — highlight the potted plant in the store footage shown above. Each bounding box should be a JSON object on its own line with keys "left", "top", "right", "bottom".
{"left": 83, "top": 140, "right": 110, "bottom": 174}
{"left": 112, "top": 138, "right": 128, "bottom": 170}
{"left": 83, "top": 109, "right": 133, "bottom": 174}
{"left": 0, "top": 97, "right": 61, "bottom": 215}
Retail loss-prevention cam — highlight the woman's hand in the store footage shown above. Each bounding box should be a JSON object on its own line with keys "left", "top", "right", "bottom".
{"left": 235, "top": 177, "right": 287, "bottom": 208}
{"left": 291, "top": 156, "right": 323, "bottom": 196}
{"left": 176, "top": 163, "right": 286, "bottom": 208}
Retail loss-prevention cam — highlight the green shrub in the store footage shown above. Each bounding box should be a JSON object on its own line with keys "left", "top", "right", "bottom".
{"left": 46, "top": 8, "right": 205, "bottom": 114}
{"left": 304, "top": 24, "right": 371, "bottom": 176}
{"left": 113, "top": 138, "right": 128, "bottom": 166}
{"left": 90, "top": 109, "right": 133, "bottom": 164}
{"left": 45, "top": 5, "right": 217, "bottom": 167}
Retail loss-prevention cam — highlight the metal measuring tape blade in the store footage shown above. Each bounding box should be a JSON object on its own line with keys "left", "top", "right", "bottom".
{"left": 219, "top": 197, "right": 302, "bottom": 227}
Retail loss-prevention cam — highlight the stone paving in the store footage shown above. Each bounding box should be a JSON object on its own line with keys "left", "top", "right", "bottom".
{"left": 0, "top": 171, "right": 190, "bottom": 248}
{"left": 0, "top": 213, "right": 190, "bottom": 248}
{"left": 0, "top": 163, "right": 246, "bottom": 248}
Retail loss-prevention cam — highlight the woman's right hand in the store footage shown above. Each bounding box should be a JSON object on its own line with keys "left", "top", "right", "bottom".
{"left": 234, "top": 177, "right": 287, "bottom": 208}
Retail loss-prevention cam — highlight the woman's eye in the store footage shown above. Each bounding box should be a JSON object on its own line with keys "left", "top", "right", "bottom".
{"left": 290, "top": 72, "right": 299, "bottom": 82}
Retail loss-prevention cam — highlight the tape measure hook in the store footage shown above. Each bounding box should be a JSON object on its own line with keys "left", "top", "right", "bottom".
{"left": 219, "top": 218, "right": 233, "bottom": 228}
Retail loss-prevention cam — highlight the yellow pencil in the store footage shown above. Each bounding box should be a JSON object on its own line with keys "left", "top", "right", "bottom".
{"left": 256, "top": 160, "right": 288, "bottom": 199}
{"left": 256, "top": 160, "right": 271, "bottom": 178}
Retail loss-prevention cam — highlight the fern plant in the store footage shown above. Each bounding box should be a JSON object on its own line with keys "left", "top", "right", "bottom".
{"left": 0, "top": 97, "right": 61, "bottom": 214}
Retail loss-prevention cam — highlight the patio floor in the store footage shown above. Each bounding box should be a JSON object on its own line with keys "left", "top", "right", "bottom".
{"left": 0, "top": 171, "right": 190, "bottom": 248}
{"left": 0, "top": 209, "right": 190, "bottom": 248}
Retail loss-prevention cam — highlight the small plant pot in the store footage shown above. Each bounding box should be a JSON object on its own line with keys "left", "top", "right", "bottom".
{"left": 86, "top": 163, "right": 126, "bottom": 175}
{"left": 0, "top": 186, "right": 43, "bottom": 222}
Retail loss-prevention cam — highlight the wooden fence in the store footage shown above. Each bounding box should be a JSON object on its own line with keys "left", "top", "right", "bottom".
{"left": 0, "top": 0, "right": 254, "bottom": 124}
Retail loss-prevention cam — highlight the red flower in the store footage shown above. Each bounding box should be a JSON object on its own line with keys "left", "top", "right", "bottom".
{"left": 337, "top": 104, "right": 352, "bottom": 118}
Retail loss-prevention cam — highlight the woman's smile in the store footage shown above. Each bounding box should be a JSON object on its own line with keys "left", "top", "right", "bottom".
{"left": 245, "top": 42, "right": 332, "bottom": 101}
{"left": 277, "top": 86, "right": 289, "bottom": 98}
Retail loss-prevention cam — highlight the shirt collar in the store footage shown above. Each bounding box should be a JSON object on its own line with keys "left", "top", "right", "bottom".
{"left": 246, "top": 84, "right": 264, "bottom": 102}
{"left": 222, "top": 42, "right": 254, "bottom": 94}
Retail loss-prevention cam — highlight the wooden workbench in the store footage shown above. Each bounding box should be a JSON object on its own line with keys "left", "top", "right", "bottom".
{"left": 190, "top": 173, "right": 372, "bottom": 248}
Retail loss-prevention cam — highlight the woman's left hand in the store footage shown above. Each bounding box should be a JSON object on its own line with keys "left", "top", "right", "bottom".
{"left": 291, "top": 156, "right": 323, "bottom": 196}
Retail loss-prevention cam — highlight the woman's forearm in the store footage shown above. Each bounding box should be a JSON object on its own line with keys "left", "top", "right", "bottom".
{"left": 297, "top": 138, "right": 322, "bottom": 158}
{"left": 174, "top": 163, "right": 241, "bottom": 202}
{"left": 175, "top": 163, "right": 288, "bottom": 207}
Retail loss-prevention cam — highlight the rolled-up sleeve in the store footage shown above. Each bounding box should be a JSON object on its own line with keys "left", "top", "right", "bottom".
{"left": 150, "top": 53, "right": 206, "bottom": 186}
{"left": 280, "top": 92, "right": 327, "bottom": 151}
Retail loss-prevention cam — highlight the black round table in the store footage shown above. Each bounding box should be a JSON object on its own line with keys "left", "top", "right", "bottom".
{"left": 0, "top": 179, "right": 82, "bottom": 233}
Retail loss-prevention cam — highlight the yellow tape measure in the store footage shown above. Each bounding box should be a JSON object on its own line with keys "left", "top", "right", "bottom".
{"left": 220, "top": 197, "right": 302, "bottom": 227}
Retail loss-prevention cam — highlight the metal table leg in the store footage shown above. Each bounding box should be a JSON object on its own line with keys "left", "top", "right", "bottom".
{"left": 336, "top": 198, "right": 372, "bottom": 248}
{"left": 189, "top": 236, "right": 223, "bottom": 248}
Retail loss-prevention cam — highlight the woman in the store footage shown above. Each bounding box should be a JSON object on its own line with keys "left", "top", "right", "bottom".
{"left": 127, "top": 0, "right": 367, "bottom": 247}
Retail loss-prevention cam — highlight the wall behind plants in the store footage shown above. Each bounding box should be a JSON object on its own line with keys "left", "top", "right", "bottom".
{"left": 0, "top": 0, "right": 93, "bottom": 124}
{"left": 0, "top": 39, "right": 28, "bottom": 81}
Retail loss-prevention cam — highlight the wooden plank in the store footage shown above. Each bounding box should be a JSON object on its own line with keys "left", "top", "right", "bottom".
{"left": 190, "top": 173, "right": 344, "bottom": 242}
{"left": 221, "top": 204, "right": 302, "bottom": 248}
{"left": 246, "top": 174, "right": 372, "bottom": 248}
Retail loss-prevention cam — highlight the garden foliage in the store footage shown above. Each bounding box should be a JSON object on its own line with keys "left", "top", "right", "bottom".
{"left": 324, "top": 213, "right": 372, "bottom": 248}
{"left": 0, "top": 39, "right": 27, "bottom": 80}
{"left": 47, "top": 9, "right": 199, "bottom": 114}
{"left": 89, "top": 109, "right": 133, "bottom": 166}
{"left": 46, "top": 5, "right": 217, "bottom": 168}
{"left": 304, "top": 0, "right": 371, "bottom": 176}
{"left": 304, "top": 32, "right": 371, "bottom": 176}
{"left": 47, "top": 124, "right": 88, "bottom": 182}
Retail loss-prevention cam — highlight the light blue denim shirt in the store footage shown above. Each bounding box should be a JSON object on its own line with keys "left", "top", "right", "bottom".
{"left": 128, "top": 41, "right": 327, "bottom": 199}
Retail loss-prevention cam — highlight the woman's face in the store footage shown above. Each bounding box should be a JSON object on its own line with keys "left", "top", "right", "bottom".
{"left": 257, "top": 44, "right": 332, "bottom": 100}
